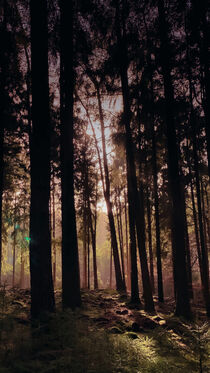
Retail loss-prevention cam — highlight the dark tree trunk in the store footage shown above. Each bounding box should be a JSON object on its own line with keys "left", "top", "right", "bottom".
{"left": 29, "top": 0, "right": 55, "bottom": 317}
{"left": 200, "top": 0, "right": 210, "bottom": 177}
{"left": 115, "top": 1, "right": 154, "bottom": 312}
{"left": 87, "top": 223, "right": 90, "bottom": 289}
{"left": 110, "top": 244, "right": 113, "bottom": 288}
{"left": 82, "top": 206, "right": 87, "bottom": 288}
{"left": 12, "top": 197, "right": 17, "bottom": 288}
{"left": 192, "top": 125, "right": 210, "bottom": 316}
{"left": 127, "top": 162, "right": 141, "bottom": 305}
{"left": 96, "top": 85, "right": 125, "bottom": 292}
{"left": 157, "top": 0, "right": 191, "bottom": 319}
{"left": 183, "top": 188, "right": 193, "bottom": 299}
{"left": 124, "top": 190, "right": 130, "bottom": 290}
{"left": 60, "top": 0, "right": 81, "bottom": 308}
{"left": 116, "top": 193, "right": 126, "bottom": 284}
{"left": 190, "top": 174, "right": 203, "bottom": 284}
{"left": 145, "top": 182, "right": 155, "bottom": 294}
{"left": 52, "top": 174, "right": 56, "bottom": 287}
{"left": 88, "top": 193, "right": 98, "bottom": 289}
{"left": 151, "top": 122, "right": 164, "bottom": 302}
{"left": 0, "top": 126, "right": 4, "bottom": 285}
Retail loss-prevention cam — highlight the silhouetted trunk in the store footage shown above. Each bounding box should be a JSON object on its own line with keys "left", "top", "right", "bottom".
{"left": 124, "top": 190, "right": 130, "bottom": 291}
{"left": 60, "top": 0, "right": 81, "bottom": 308}
{"left": 193, "top": 132, "right": 210, "bottom": 315}
{"left": 87, "top": 223, "right": 90, "bottom": 289}
{"left": 52, "top": 172, "right": 56, "bottom": 286}
{"left": 29, "top": 0, "right": 55, "bottom": 317}
{"left": 88, "top": 202, "right": 98, "bottom": 289}
{"left": 190, "top": 176, "right": 203, "bottom": 283}
{"left": 127, "top": 162, "right": 141, "bottom": 304}
{"left": 116, "top": 192, "right": 125, "bottom": 284}
{"left": 96, "top": 85, "right": 125, "bottom": 292}
{"left": 157, "top": 0, "right": 191, "bottom": 319}
{"left": 151, "top": 122, "right": 164, "bottom": 302}
{"left": 82, "top": 206, "right": 87, "bottom": 288}
{"left": 0, "top": 126, "right": 3, "bottom": 284}
{"left": 12, "top": 196, "right": 17, "bottom": 288}
{"left": 144, "top": 12, "right": 163, "bottom": 302}
{"left": 110, "top": 244, "right": 113, "bottom": 288}
{"left": 115, "top": 0, "right": 154, "bottom": 312}
{"left": 145, "top": 181, "right": 155, "bottom": 294}
{"left": 183, "top": 189, "right": 193, "bottom": 299}
{"left": 200, "top": 177, "right": 209, "bottom": 250}
{"left": 200, "top": 1, "right": 210, "bottom": 177}
{"left": 187, "top": 52, "right": 210, "bottom": 315}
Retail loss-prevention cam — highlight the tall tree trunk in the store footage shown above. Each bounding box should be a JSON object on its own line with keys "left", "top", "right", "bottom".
{"left": 0, "top": 126, "right": 4, "bottom": 285}
{"left": 183, "top": 188, "right": 193, "bottom": 298}
{"left": 200, "top": 0, "right": 210, "bottom": 177}
{"left": 60, "top": 0, "right": 81, "bottom": 308}
{"left": 110, "top": 244, "right": 113, "bottom": 288}
{"left": 151, "top": 122, "right": 164, "bottom": 302}
{"left": 12, "top": 196, "right": 17, "bottom": 288}
{"left": 29, "top": 0, "right": 55, "bottom": 317}
{"left": 157, "top": 0, "right": 191, "bottom": 319}
{"left": 52, "top": 172, "right": 56, "bottom": 287}
{"left": 88, "top": 200, "right": 98, "bottom": 289}
{"left": 96, "top": 84, "right": 125, "bottom": 291}
{"left": 116, "top": 192, "right": 126, "bottom": 284}
{"left": 115, "top": 0, "right": 154, "bottom": 312}
{"left": 82, "top": 206, "right": 87, "bottom": 288}
{"left": 190, "top": 174, "right": 203, "bottom": 284}
{"left": 87, "top": 222, "right": 90, "bottom": 289}
{"left": 127, "top": 162, "right": 141, "bottom": 304}
{"left": 193, "top": 129, "right": 210, "bottom": 315}
{"left": 124, "top": 190, "right": 130, "bottom": 291}
{"left": 145, "top": 182, "right": 155, "bottom": 294}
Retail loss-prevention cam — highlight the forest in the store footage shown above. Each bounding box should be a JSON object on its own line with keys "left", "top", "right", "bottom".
{"left": 0, "top": 0, "right": 209, "bottom": 372}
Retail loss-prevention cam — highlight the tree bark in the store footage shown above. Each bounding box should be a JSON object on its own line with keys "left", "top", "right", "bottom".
{"left": 60, "top": 0, "right": 81, "bottom": 308}
{"left": 157, "top": 0, "right": 191, "bottom": 319}
{"left": 115, "top": 0, "right": 154, "bottom": 312}
{"left": 0, "top": 126, "right": 4, "bottom": 285}
{"left": 96, "top": 85, "right": 125, "bottom": 291}
{"left": 29, "top": 0, "right": 55, "bottom": 317}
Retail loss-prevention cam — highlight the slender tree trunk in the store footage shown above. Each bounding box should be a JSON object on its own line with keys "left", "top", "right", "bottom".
{"left": 110, "top": 244, "right": 113, "bottom": 288}
{"left": 116, "top": 193, "right": 125, "bottom": 284}
{"left": 190, "top": 109, "right": 210, "bottom": 316}
{"left": 60, "top": 0, "right": 81, "bottom": 308}
{"left": 200, "top": 0, "right": 210, "bottom": 177}
{"left": 200, "top": 177, "right": 209, "bottom": 251}
{"left": 157, "top": 0, "right": 191, "bottom": 318}
{"left": 52, "top": 172, "right": 56, "bottom": 287}
{"left": 82, "top": 206, "right": 87, "bottom": 288}
{"left": 183, "top": 188, "right": 193, "bottom": 298}
{"left": 150, "top": 122, "right": 164, "bottom": 302}
{"left": 127, "top": 162, "right": 141, "bottom": 304}
{"left": 87, "top": 223, "right": 90, "bottom": 289}
{"left": 145, "top": 173, "right": 155, "bottom": 294}
{"left": 124, "top": 190, "right": 130, "bottom": 291}
{"left": 88, "top": 198, "right": 98, "bottom": 289}
{"left": 0, "top": 126, "right": 4, "bottom": 285}
{"left": 115, "top": 0, "right": 154, "bottom": 311}
{"left": 95, "top": 85, "right": 125, "bottom": 291}
{"left": 29, "top": 0, "right": 55, "bottom": 317}
{"left": 12, "top": 198, "right": 16, "bottom": 288}
{"left": 190, "top": 176, "right": 203, "bottom": 284}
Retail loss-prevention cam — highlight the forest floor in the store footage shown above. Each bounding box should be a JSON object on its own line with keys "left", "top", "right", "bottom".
{"left": 0, "top": 287, "right": 209, "bottom": 373}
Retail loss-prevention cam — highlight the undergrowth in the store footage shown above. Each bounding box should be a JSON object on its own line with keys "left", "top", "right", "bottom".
{"left": 0, "top": 290, "right": 209, "bottom": 373}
